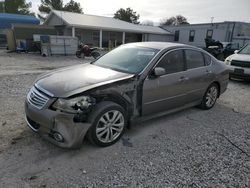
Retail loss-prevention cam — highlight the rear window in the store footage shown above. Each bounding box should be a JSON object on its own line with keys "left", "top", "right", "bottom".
{"left": 204, "top": 53, "right": 212, "bottom": 66}
{"left": 185, "top": 50, "right": 205, "bottom": 69}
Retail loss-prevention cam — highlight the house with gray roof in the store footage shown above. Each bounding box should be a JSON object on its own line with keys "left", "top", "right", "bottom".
{"left": 44, "top": 10, "right": 173, "bottom": 48}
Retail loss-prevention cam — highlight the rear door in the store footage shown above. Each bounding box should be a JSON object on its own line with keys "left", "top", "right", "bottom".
{"left": 183, "top": 49, "right": 215, "bottom": 103}
{"left": 142, "top": 49, "right": 189, "bottom": 115}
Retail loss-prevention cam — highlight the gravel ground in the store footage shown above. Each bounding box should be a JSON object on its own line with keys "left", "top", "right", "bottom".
{"left": 0, "top": 51, "right": 249, "bottom": 188}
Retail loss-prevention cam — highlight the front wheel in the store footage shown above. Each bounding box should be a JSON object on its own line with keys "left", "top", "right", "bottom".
{"left": 87, "top": 101, "right": 126, "bottom": 147}
{"left": 76, "top": 51, "right": 85, "bottom": 59}
{"left": 199, "top": 83, "right": 219, "bottom": 110}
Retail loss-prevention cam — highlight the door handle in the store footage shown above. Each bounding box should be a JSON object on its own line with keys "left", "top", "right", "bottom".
{"left": 179, "top": 76, "right": 189, "bottom": 82}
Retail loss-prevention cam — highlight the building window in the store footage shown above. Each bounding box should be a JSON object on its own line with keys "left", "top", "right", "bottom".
{"left": 174, "top": 30, "right": 179, "bottom": 41}
{"left": 206, "top": 30, "right": 213, "bottom": 39}
{"left": 189, "top": 30, "right": 195, "bottom": 42}
{"left": 92, "top": 31, "right": 99, "bottom": 41}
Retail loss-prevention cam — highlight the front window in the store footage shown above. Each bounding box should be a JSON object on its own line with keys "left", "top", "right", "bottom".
{"left": 93, "top": 46, "right": 159, "bottom": 74}
{"left": 238, "top": 44, "right": 250, "bottom": 55}
{"left": 156, "top": 50, "right": 185, "bottom": 74}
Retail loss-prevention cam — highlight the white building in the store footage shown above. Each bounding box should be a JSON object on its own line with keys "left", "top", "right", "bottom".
{"left": 163, "top": 22, "right": 250, "bottom": 48}
{"left": 44, "top": 10, "right": 173, "bottom": 48}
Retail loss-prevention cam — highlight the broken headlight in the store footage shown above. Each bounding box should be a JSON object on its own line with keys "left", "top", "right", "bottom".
{"left": 52, "top": 96, "right": 95, "bottom": 113}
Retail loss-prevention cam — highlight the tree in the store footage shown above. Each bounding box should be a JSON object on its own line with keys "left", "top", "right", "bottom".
{"left": 141, "top": 20, "right": 154, "bottom": 26}
{"left": 38, "top": 0, "right": 83, "bottom": 20}
{"left": 63, "top": 0, "right": 82, "bottom": 13}
{"left": 38, "top": 0, "right": 62, "bottom": 20}
{"left": 160, "top": 15, "right": 189, "bottom": 26}
{"left": 114, "top": 8, "right": 140, "bottom": 24}
{"left": 0, "top": 0, "right": 34, "bottom": 15}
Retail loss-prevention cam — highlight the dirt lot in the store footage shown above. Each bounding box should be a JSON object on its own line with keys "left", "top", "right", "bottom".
{"left": 0, "top": 51, "right": 249, "bottom": 188}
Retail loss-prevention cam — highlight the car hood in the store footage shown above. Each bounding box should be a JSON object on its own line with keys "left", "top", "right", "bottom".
{"left": 36, "top": 63, "right": 134, "bottom": 98}
{"left": 228, "top": 54, "right": 250, "bottom": 62}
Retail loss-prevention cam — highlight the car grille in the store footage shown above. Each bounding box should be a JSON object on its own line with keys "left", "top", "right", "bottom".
{"left": 27, "top": 86, "right": 49, "bottom": 109}
{"left": 231, "top": 60, "right": 250, "bottom": 68}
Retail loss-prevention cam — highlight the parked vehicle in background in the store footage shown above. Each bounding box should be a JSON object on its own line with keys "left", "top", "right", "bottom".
{"left": 204, "top": 38, "right": 239, "bottom": 60}
{"left": 221, "top": 42, "right": 239, "bottom": 58}
{"left": 25, "top": 42, "right": 229, "bottom": 149}
{"left": 225, "top": 44, "right": 250, "bottom": 80}
{"left": 76, "top": 43, "right": 100, "bottom": 59}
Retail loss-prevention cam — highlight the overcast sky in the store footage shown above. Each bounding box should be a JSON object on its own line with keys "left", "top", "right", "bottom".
{"left": 31, "top": 0, "right": 250, "bottom": 24}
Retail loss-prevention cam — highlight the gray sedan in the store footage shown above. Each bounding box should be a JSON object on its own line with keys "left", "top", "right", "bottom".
{"left": 25, "top": 42, "right": 229, "bottom": 148}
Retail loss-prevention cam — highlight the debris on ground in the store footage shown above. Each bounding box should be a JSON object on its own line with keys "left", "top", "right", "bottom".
{"left": 233, "top": 108, "right": 239, "bottom": 113}
{"left": 121, "top": 137, "right": 133, "bottom": 147}
{"left": 10, "top": 136, "right": 24, "bottom": 145}
{"left": 28, "top": 175, "right": 38, "bottom": 181}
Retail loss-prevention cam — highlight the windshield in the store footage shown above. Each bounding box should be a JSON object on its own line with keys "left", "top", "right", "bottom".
{"left": 238, "top": 44, "right": 250, "bottom": 55}
{"left": 93, "top": 46, "right": 159, "bottom": 74}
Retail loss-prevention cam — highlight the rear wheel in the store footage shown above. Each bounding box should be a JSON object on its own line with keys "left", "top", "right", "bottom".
{"left": 91, "top": 51, "right": 100, "bottom": 59}
{"left": 76, "top": 51, "right": 85, "bottom": 59}
{"left": 199, "top": 83, "right": 219, "bottom": 110}
{"left": 87, "top": 101, "right": 126, "bottom": 147}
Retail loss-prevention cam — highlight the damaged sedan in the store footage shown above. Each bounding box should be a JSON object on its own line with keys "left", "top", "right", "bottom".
{"left": 25, "top": 42, "right": 229, "bottom": 148}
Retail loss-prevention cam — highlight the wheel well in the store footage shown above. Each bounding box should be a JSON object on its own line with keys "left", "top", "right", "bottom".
{"left": 212, "top": 81, "right": 221, "bottom": 97}
{"left": 97, "top": 94, "right": 131, "bottom": 118}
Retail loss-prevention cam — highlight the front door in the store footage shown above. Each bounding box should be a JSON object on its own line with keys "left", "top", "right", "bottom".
{"left": 142, "top": 49, "right": 189, "bottom": 115}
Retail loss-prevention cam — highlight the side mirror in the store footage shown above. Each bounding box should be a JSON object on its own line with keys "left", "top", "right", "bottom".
{"left": 153, "top": 67, "right": 166, "bottom": 77}
{"left": 234, "top": 50, "right": 239, "bottom": 54}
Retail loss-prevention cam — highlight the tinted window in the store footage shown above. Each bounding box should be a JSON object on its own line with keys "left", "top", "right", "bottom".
{"left": 204, "top": 53, "right": 211, "bottom": 66}
{"left": 185, "top": 50, "right": 205, "bottom": 69}
{"left": 156, "top": 50, "right": 185, "bottom": 74}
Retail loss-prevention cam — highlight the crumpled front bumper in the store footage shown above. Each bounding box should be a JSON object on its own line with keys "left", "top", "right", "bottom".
{"left": 25, "top": 99, "right": 91, "bottom": 149}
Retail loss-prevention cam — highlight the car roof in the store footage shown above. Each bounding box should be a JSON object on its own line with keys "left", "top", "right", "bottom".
{"left": 123, "top": 42, "right": 192, "bottom": 50}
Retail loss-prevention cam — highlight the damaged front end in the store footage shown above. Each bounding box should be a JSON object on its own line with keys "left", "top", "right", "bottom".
{"left": 25, "top": 75, "right": 140, "bottom": 149}
{"left": 52, "top": 95, "right": 96, "bottom": 122}
{"left": 25, "top": 90, "right": 96, "bottom": 148}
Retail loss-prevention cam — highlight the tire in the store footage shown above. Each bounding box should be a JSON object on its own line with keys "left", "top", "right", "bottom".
{"left": 91, "top": 51, "right": 100, "bottom": 59}
{"left": 76, "top": 51, "right": 85, "bottom": 59}
{"left": 199, "top": 83, "right": 219, "bottom": 110}
{"left": 87, "top": 101, "right": 127, "bottom": 147}
{"left": 76, "top": 51, "right": 81, "bottom": 58}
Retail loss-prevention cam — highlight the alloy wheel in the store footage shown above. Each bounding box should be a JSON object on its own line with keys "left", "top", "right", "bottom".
{"left": 96, "top": 110, "right": 125, "bottom": 143}
{"left": 205, "top": 86, "right": 218, "bottom": 108}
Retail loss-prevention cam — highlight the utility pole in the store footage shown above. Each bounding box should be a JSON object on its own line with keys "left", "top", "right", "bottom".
{"left": 211, "top": 17, "right": 214, "bottom": 26}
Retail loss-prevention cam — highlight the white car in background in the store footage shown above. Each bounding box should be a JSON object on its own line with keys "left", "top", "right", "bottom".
{"left": 225, "top": 44, "right": 250, "bottom": 80}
